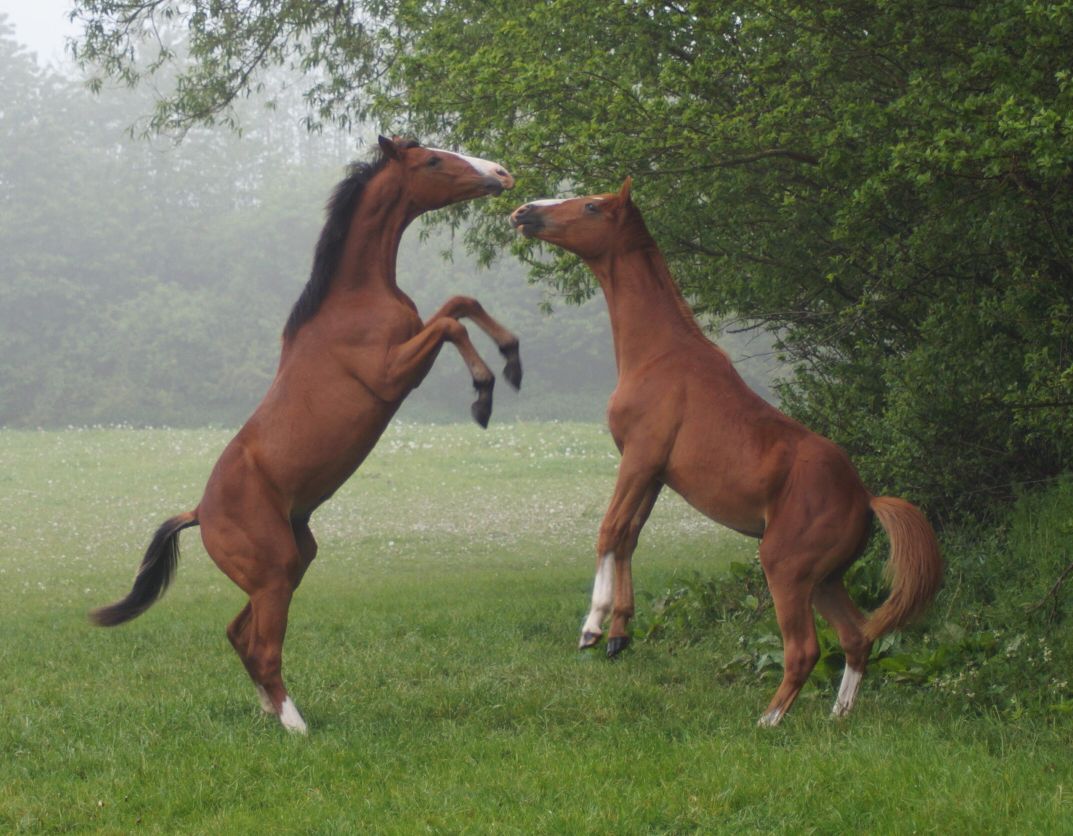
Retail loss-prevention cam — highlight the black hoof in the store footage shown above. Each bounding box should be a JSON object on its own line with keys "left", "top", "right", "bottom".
{"left": 471, "top": 379, "right": 493, "bottom": 428}
{"left": 501, "top": 346, "right": 522, "bottom": 390}
{"left": 606, "top": 636, "right": 631, "bottom": 658}
{"left": 579, "top": 631, "right": 601, "bottom": 649}
{"left": 471, "top": 398, "right": 491, "bottom": 428}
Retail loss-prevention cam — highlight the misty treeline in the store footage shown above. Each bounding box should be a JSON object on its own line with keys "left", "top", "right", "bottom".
{"left": 0, "top": 16, "right": 781, "bottom": 430}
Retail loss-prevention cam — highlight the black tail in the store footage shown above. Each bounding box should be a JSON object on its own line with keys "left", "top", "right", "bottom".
{"left": 91, "top": 511, "right": 199, "bottom": 627}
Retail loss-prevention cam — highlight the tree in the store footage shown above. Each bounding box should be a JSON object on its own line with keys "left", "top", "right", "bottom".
{"left": 70, "top": 1, "right": 1073, "bottom": 516}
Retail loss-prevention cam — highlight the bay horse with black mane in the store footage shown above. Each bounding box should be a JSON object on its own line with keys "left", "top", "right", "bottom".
{"left": 510, "top": 179, "right": 942, "bottom": 725}
{"left": 93, "top": 136, "right": 519, "bottom": 733}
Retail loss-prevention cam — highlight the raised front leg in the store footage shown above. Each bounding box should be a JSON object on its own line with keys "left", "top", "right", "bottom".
{"left": 425, "top": 296, "right": 522, "bottom": 389}
{"left": 580, "top": 454, "right": 662, "bottom": 657}
{"left": 381, "top": 317, "right": 497, "bottom": 426}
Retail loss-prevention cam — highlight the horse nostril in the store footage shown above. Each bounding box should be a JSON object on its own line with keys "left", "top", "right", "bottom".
{"left": 496, "top": 167, "right": 508, "bottom": 177}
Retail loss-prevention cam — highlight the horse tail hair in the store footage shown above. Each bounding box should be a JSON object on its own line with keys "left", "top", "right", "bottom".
{"left": 863, "top": 496, "right": 943, "bottom": 642}
{"left": 90, "top": 511, "right": 199, "bottom": 627}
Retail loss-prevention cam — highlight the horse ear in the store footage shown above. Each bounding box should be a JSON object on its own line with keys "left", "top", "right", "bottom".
{"left": 618, "top": 176, "right": 633, "bottom": 203}
{"left": 378, "top": 134, "right": 400, "bottom": 160}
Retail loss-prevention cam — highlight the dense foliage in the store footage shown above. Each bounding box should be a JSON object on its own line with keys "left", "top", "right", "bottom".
{"left": 71, "top": 0, "right": 1073, "bottom": 518}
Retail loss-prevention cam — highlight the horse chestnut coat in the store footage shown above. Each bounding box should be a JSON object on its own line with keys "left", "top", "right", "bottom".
{"left": 511, "top": 178, "right": 942, "bottom": 725}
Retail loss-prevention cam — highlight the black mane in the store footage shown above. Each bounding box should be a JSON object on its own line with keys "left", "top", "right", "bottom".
{"left": 283, "top": 140, "right": 419, "bottom": 340}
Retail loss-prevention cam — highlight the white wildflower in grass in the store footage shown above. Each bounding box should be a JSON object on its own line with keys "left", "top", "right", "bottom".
{"left": 1004, "top": 634, "right": 1026, "bottom": 659}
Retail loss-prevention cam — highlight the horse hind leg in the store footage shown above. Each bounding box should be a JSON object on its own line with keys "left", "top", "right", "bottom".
{"left": 757, "top": 551, "right": 821, "bottom": 727}
{"left": 226, "top": 527, "right": 318, "bottom": 729}
{"left": 239, "top": 520, "right": 317, "bottom": 731}
{"left": 226, "top": 585, "right": 306, "bottom": 733}
{"left": 243, "top": 578, "right": 306, "bottom": 734}
{"left": 206, "top": 513, "right": 309, "bottom": 733}
{"left": 226, "top": 602, "right": 274, "bottom": 714}
{"left": 239, "top": 523, "right": 318, "bottom": 732}
{"left": 814, "top": 576, "right": 872, "bottom": 718}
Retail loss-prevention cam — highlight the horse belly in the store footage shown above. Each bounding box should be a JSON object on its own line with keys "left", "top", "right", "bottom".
{"left": 665, "top": 470, "right": 767, "bottom": 537}
{"left": 663, "top": 433, "right": 772, "bottom": 538}
{"left": 290, "top": 412, "right": 397, "bottom": 512}
{"left": 247, "top": 384, "right": 399, "bottom": 515}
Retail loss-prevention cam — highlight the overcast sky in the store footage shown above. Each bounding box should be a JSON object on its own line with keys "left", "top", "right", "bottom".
{"left": 1, "top": 0, "right": 79, "bottom": 66}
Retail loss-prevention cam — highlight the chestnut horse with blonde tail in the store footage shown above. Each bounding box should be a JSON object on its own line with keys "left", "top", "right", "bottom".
{"left": 510, "top": 179, "right": 942, "bottom": 726}
{"left": 93, "top": 137, "right": 520, "bottom": 733}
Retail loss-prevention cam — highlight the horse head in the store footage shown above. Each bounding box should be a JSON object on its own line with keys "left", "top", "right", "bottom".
{"left": 509, "top": 177, "right": 634, "bottom": 260}
{"left": 378, "top": 135, "right": 514, "bottom": 212}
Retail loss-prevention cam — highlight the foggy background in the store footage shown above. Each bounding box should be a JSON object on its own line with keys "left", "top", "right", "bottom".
{"left": 0, "top": 0, "right": 777, "bottom": 428}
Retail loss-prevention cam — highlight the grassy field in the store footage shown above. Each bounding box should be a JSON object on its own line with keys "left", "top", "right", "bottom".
{"left": 1, "top": 423, "right": 1071, "bottom": 833}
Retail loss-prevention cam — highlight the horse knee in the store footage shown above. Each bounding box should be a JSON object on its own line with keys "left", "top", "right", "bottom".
{"left": 447, "top": 294, "right": 479, "bottom": 313}
{"left": 442, "top": 318, "right": 468, "bottom": 344}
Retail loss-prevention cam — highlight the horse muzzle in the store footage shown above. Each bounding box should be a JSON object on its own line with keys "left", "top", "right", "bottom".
{"left": 482, "top": 168, "right": 514, "bottom": 195}
{"left": 509, "top": 204, "right": 544, "bottom": 237}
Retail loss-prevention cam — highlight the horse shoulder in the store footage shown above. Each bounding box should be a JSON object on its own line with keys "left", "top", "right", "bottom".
{"left": 607, "top": 373, "right": 687, "bottom": 456}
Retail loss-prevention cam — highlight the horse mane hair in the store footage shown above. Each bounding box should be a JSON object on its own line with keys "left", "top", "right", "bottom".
{"left": 283, "top": 139, "right": 421, "bottom": 340}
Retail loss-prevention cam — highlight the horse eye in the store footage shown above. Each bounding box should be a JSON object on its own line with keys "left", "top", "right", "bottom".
{"left": 584, "top": 202, "right": 598, "bottom": 213}
{"left": 427, "top": 156, "right": 441, "bottom": 167}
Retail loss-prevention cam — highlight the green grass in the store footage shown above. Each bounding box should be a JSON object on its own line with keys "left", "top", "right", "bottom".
{"left": 1, "top": 423, "right": 1071, "bottom": 833}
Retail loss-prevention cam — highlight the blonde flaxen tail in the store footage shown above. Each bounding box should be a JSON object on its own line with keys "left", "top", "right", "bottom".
{"left": 864, "top": 496, "right": 943, "bottom": 642}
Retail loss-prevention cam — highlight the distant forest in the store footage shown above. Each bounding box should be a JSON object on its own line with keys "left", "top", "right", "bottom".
{"left": 0, "top": 16, "right": 778, "bottom": 428}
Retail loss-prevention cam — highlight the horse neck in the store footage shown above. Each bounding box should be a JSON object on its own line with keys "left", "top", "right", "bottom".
{"left": 587, "top": 238, "right": 707, "bottom": 374}
{"left": 334, "top": 173, "right": 415, "bottom": 295}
